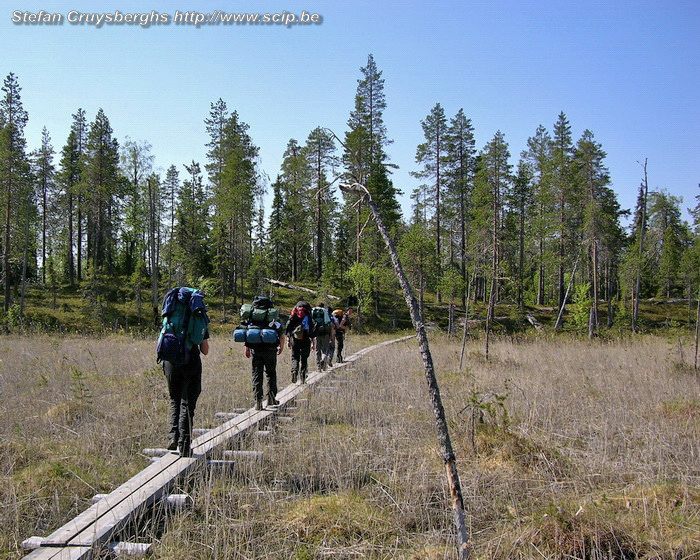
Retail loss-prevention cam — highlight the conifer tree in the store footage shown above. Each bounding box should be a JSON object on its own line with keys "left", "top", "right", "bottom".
{"left": 573, "top": 129, "right": 612, "bottom": 336}
{"left": 279, "top": 139, "right": 312, "bottom": 281}
{"left": 524, "top": 125, "right": 554, "bottom": 305}
{"left": 207, "top": 106, "right": 260, "bottom": 305}
{"left": 57, "top": 127, "right": 81, "bottom": 285}
{"left": 342, "top": 54, "right": 396, "bottom": 263}
{"left": 512, "top": 158, "right": 533, "bottom": 310}
{"left": 0, "top": 73, "right": 31, "bottom": 311}
{"left": 444, "top": 109, "right": 476, "bottom": 306}
{"left": 162, "top": 165, "right": 179, "bottom": 289}
{"left": 413, "top": 103, "right": 448, "bottom": 299}
{"left": 304, "top": 127, "right": 338, "bottom": 281}
{"left": 82, "top": 109, "right": 120, "bottom": 274}
{"left": 475, "top": 131, "right": 512, "bottom": 358}
{"left": 552, "top": 112, "right": 574, "bottom": 307}
{"left": 174, "top": 161, "right": 210, "bottom": 282}
{"left": 35, "top": 127, "right": 55, "bottom": 284}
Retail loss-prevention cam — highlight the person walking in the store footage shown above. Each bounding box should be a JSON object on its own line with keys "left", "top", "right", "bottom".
{"left": 158, "top": 287, "right": 210, "bottom": 458}
{"left": 286, "top": 300, "right": 314, "bottom": 383}
{"left": 332, "top": 307, "right": 352, "bottom": 363}
{"left": 241, "top": 296, "right": 285, "bottom": 411}
{"left": 312, "top": 302, "right": 335, "bottom": 371}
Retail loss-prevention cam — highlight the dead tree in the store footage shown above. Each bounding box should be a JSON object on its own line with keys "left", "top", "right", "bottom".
{"left": 554, "top": 251, "right": 581, "bottom": 330}
{"left": 339, "top": 182, "right": 470, "bottom": 560}
{"left": 633, "top": 158, "right": 648, "bottom": 333}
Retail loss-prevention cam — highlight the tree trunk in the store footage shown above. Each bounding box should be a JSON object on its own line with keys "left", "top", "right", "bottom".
{"left": 555, "top": 252, "right": 580, "bottom": 330}
{"left": 148, "top": 178, "right": 159, "bottom": 326}
{"left": 77, "top": 193, "right": 83, "bottom": 282}
{"left": 633, "top": 159, "right": 648, "bottom": 333}
{"left": 459, "top": 274, "right": 472, "bottom": 371}
{"left": 19, "top": 202, "right": 30, "bottom": 315}
{"left": 694, "top": 285, "right": 699, "bottom": 371}
{"left": 340, "top": 181, "right": 470, "bottom": 560}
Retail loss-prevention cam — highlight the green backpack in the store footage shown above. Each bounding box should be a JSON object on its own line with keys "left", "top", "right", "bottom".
{"left": 157, "top": 287, "right": 209, "bottom": 363}
{"left": 240, "top": 295, "right": 279, "bottom": 327}
{"left": 311, "top": 306, "right": 330, "bottom": 335}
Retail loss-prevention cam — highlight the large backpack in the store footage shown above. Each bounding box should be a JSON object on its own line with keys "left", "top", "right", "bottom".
{"left": 311, "top": 307, "right": 330, "bottom": 335}
{"left": 289, "top": 302, "right": 312, "bottom": 340}
{"left": 233, "top": 295, "right": 280, "bottom": 345}
{"left": 157, "top": 287, "right": 209, "bottom": 364}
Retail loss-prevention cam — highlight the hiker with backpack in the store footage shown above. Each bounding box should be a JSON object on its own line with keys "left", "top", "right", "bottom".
{"left": 234, "top": 296, "right": 285, "bottom": 411}
{"left": 312, "top": 302, "right": 335, "bottom": 371}
{"left": 286, "top": 300, "right": 315, "bottom": 383}
{"left": 156, "top": 287, "right": 210, "bottom": 457}
{"left": 332, "top": 307, "right": 352, "bottom": 363}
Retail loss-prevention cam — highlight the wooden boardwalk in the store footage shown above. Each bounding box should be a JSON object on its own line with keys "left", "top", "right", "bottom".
{"left": 22, "top": 335, "right": 414, "bottom": 559}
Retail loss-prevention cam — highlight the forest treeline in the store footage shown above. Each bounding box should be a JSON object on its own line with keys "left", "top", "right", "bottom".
{"left": 0, "top": 54, "right": 698, "bottom": 333}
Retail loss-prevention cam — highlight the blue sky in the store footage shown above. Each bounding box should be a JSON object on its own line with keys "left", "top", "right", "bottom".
{"left": 2, "top": 0, "right": 698, "bottom": 224}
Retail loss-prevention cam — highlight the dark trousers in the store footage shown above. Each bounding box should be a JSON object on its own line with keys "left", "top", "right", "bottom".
{"left": 163, "top": 355, "right": 202, "bottom": 446}
{"left": 335, "top": 331, "right": 345, "bottom": 360}
{"left": 316, "top": 333, "right": 331, "bottom": 368}
{"left": 291, "top": 338, "right": 311, "bottom": 381}
{"left": 251, "top": 347, "right": 278, "bottom": 402}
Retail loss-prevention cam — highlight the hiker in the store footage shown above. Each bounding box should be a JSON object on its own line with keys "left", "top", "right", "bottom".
{"left": 157, "top": 287, "right": 210, "bottom": 457}
{"left": 332, "top": 307, "right": 352, "bottom": 363}
{"left": 238, "top": 296, "right": 285, "bottom": 411}
{"left": 312, "top": 302, "right": 335, "bottom": 371}
{"left": 286, "top": 300, "right": 315, "bottom": 383}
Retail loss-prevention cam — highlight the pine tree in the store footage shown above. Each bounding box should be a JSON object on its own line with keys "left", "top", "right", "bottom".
{"left": 57, "top": 127, "right": 81, "bottom": 285}
{"left": 476, "top": 131, "right": 512, "bottom": 358}
{"left": 444, "top": 109, "right": 476, "bottom": 307}
{"left": 342, "top": 54, "right": 395, "bottom": 263}
{"left": 207, "top": 106, "right": 260, "bottom": 306}
{"left": 573, "top": 129, "right": 613, "bottom": 336}
{"left": 35, "top": 127, "right": 55, "bottom": 284}
{"left": 0, "top": 73, "right": 31, "bottom": 311}
{"left": 162, "top": 165, "right": 179, "bottom": 289}
{"left": 82, "top": 109, "right": 120, "bottom": 273}
{"left": 512, "top": 158, "right": 533, "bottom": 311}
{"left": 412, "top": 103, "right": 448, "bottom": 299}
{"left": 304, "top": 127, "right": 338, "bottom": 281}
{"left": 174, "top": 161, "right": 210, "bottom": 282}
{"left": 525, "top": 125, "right": 554, "bottom": 305}
{"left": 552, "top": 112, "right": 574, "bottom": 307}
{"left": 279, "top": 139, "right": 312, "bottom": 282}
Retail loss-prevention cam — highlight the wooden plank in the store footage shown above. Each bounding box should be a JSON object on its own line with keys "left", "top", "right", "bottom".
{"left": 43, "top": 453, "right": 180, "bottom": 546}
{"left": 68, "top": 457, "right": 199, "bottom": 547}
{"left": 23, "top": 547, "right": 91, "bottom": 560}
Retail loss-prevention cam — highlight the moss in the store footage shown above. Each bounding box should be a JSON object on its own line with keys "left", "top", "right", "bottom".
{"left": 281, "top": 491, "right": 396, "bottom": 545}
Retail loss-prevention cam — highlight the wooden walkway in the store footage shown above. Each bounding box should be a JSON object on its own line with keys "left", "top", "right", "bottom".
{"left": 22, "top": 335, "right": 414, "bottom": 559}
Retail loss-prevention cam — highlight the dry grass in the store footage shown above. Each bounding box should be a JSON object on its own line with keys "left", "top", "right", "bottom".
{"left": 1, "top": 333, "right": 699, "bottom": 558}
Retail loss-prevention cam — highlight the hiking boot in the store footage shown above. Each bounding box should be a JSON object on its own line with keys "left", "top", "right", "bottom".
{"left": 178, "top": 441, "right": 191, "bottom": 458}
{"left": 268, "top": 395, "right": 279, "bottom": 406}
{"left": 255, "top": 399, "right": 264, "bottom": 411}
{"left": 291, "top": 371, "right": 298, "bottom": 384}
{"left": 167, "top": 438, "right": 178, "bottom": 452}
{"left": 318, "top": 362, "right": 325, "bottom": 371}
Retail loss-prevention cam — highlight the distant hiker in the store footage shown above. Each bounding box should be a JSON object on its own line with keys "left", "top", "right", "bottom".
{"left": 157, "top": 287, "right": 210, "bottom": 457}
{"left": 332, "top": 307, "right": 352, "bottom": 363}
{"left": 312, "top": 302, "right": 335, "bottom": 371}
{"left": 286, "top": 300, "right": 315, "bottom": 383}
{"left": 235, "top": 296, "right": 284, "bottom": 411}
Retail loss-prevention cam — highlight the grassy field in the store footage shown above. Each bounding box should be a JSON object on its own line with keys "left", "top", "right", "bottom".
{"left": 1, "top": 332, "right": 699, "bottom": 559}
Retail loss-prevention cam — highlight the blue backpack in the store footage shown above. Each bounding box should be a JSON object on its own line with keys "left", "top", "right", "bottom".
{"left": 157, "top": 287, "right": 209, "bottom": 364}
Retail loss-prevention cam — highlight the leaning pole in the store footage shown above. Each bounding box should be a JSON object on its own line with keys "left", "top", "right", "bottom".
{"left": 340, "top": 182, "right": 470, "bottom": 560}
